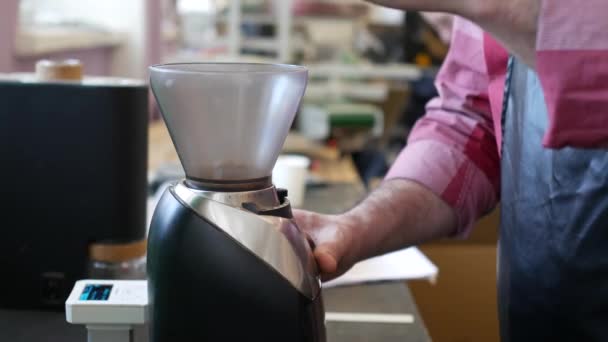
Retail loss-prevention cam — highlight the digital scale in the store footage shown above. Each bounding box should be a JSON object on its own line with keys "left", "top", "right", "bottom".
{"left": 65, "top": 280, "right": 148, "bottom": 342}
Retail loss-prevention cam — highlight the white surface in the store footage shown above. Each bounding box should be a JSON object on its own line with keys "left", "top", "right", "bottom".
{"left": 299, "top": 105, "right": 330, "bottom": 140}
{"left": 0, "top": 72, "right": 144, "bottom": 87}
{"left": 15, "top": 28, "right": 125, "bottom": 57}
{"left": 305, "top": 82, "right": 389, "bottom": 102}
{"left": 180, "top": 12, "right": 219, "bottom": 49}
{"left": 241, "top": 37, "right": 279, "bottom": 52}
{"left": 307, "top": 63, "right": 423, "bottom": 81}
{"left": 66, "top": 280, "right": 148, "bottom": 325}
{"left": 323, "top": 247, "right": 438, "bottom": 288}
{"left": 369, "top": 6, "right": 404, "bottom": 26}
{"left": 325, "top": 312, "right": 414, "bottom": 324}
{"left": 228, "top": 0, "right": 241, "bottom": 58}
{"left": 223, "top": 0, "right": 293, "bottom": 62}
{"left": 274, "top": 0, "right": 293, "bottom": 62}
{"left": 21, "top": 0, "right": 148, "bottom": 78}
{"left": 272, "top": 155, "right": 311, "bottom": 208}
{"left": 299, "top": 17, "right": 357, "bottom": 49}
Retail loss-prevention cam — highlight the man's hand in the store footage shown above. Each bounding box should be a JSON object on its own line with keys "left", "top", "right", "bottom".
{"left": 294, "top": 179, "right": 457, "bottom": 281}
{"left": 293, "top": 210, "right": 359, "bottom": 281}
{"left": 366, "top": 0, "right": 541, "bottom": 68}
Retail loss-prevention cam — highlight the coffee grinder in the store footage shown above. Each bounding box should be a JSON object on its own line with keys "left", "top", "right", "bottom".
{"left": 147, "top": 63, "right": 326, "bottom": 341}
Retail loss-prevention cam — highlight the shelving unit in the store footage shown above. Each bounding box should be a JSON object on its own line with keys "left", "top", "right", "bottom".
{"left": 304, "top": 62, "right": 423, "bottom": 102}
{"left": 225, "top": 0, "right": 293, "bottom": 62}
{"left": 307, "top": 63, "right": 423, "bottom": 80}
{"left": 165, "top": 0, "right": 294, "bottom": 63}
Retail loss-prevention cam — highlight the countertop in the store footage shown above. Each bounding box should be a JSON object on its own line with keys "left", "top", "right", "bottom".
{"left": 325, "top": 284, "right": 431, "bottom": 342}
{"left": 0, "top": 282, "right": 430, "bottom": 342}
{"left": 0, "top": 185, "right": 429, "bottom": 342}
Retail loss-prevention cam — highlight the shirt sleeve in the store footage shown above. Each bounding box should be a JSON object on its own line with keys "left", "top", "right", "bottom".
{"left": 536, "top": 0, "right": 608, "bottom": 148}
{"left": 385, "top": 18, "right": 500, "bottom": 235}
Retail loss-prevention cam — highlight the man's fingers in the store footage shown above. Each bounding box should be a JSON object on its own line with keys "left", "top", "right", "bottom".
{"left": 292, "top": 209, "right": 354, "bottom": 280}
{"left": 314, "top": 246, "right": 339, "bottom": 276}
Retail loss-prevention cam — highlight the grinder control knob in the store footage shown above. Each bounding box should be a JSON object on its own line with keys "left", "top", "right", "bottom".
{"left": 277, "top": 188, "right": 288, "bottom": 204}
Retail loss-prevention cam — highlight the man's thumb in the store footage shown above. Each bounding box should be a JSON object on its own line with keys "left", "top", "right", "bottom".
{"left": 314, "top": 246, "right": 339, "bottom": 276}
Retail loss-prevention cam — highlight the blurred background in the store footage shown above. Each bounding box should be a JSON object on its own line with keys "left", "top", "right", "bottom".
{"left": 0, "top": 1, "right": 499, "bottom": 341}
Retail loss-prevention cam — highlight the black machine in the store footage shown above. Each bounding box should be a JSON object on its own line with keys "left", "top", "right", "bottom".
{"left": 147, "top": 63, "right": 326, "bottom": 341}
{"left": 0, "top": 74, "right": 148, "bottom": 310}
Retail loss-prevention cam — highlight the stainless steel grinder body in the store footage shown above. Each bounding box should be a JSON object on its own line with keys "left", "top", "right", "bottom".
{"left": 147, "top": 181, "right": 326, "bottom": 341}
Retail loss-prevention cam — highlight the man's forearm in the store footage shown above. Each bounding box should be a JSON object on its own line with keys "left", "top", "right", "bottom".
{"left": 341, "top": 179, "right": 457, "bottom": 263}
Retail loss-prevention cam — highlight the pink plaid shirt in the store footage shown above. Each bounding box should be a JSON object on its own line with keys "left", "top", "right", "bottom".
{"left": 386, "top": 1, "right": 608, "bottom": 235}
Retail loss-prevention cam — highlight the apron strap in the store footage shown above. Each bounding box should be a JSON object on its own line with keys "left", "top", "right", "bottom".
{"left": 500, "top": 56, "right": 515, "bottom": 155}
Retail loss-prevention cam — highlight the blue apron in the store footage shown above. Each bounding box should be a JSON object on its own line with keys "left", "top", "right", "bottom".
{"left": 499, "top": 57, "right": 608, "bottom": 340}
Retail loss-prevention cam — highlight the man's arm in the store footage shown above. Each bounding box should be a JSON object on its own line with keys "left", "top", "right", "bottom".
{"left": 342, "top": 180, "right": 456, "bottom": 269}
{"left": 296, "top": 19, "right": 501, "bottom": 280}
{"left": 295, "top": 180, "right": 455, "bottom": 281}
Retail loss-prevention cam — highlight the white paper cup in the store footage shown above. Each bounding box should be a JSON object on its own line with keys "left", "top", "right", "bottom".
{"left": 272, "top": 155, "right": 310, "bottom": 208}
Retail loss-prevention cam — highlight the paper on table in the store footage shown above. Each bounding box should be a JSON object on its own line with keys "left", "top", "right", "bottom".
{"left": 323, "top": 247, "right": 438, "bottom": 288}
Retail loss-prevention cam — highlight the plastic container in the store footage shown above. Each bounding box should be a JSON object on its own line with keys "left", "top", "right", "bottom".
{"left": 149, "top": 63, "right": 308, "bottom": 182}
{"left": 272, "top": 155, "right": 310, "bottom": 208}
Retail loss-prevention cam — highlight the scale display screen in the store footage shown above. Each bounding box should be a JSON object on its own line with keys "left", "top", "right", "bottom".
{"left": 80, "top": 284, "right": 113, "bottom": 301}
